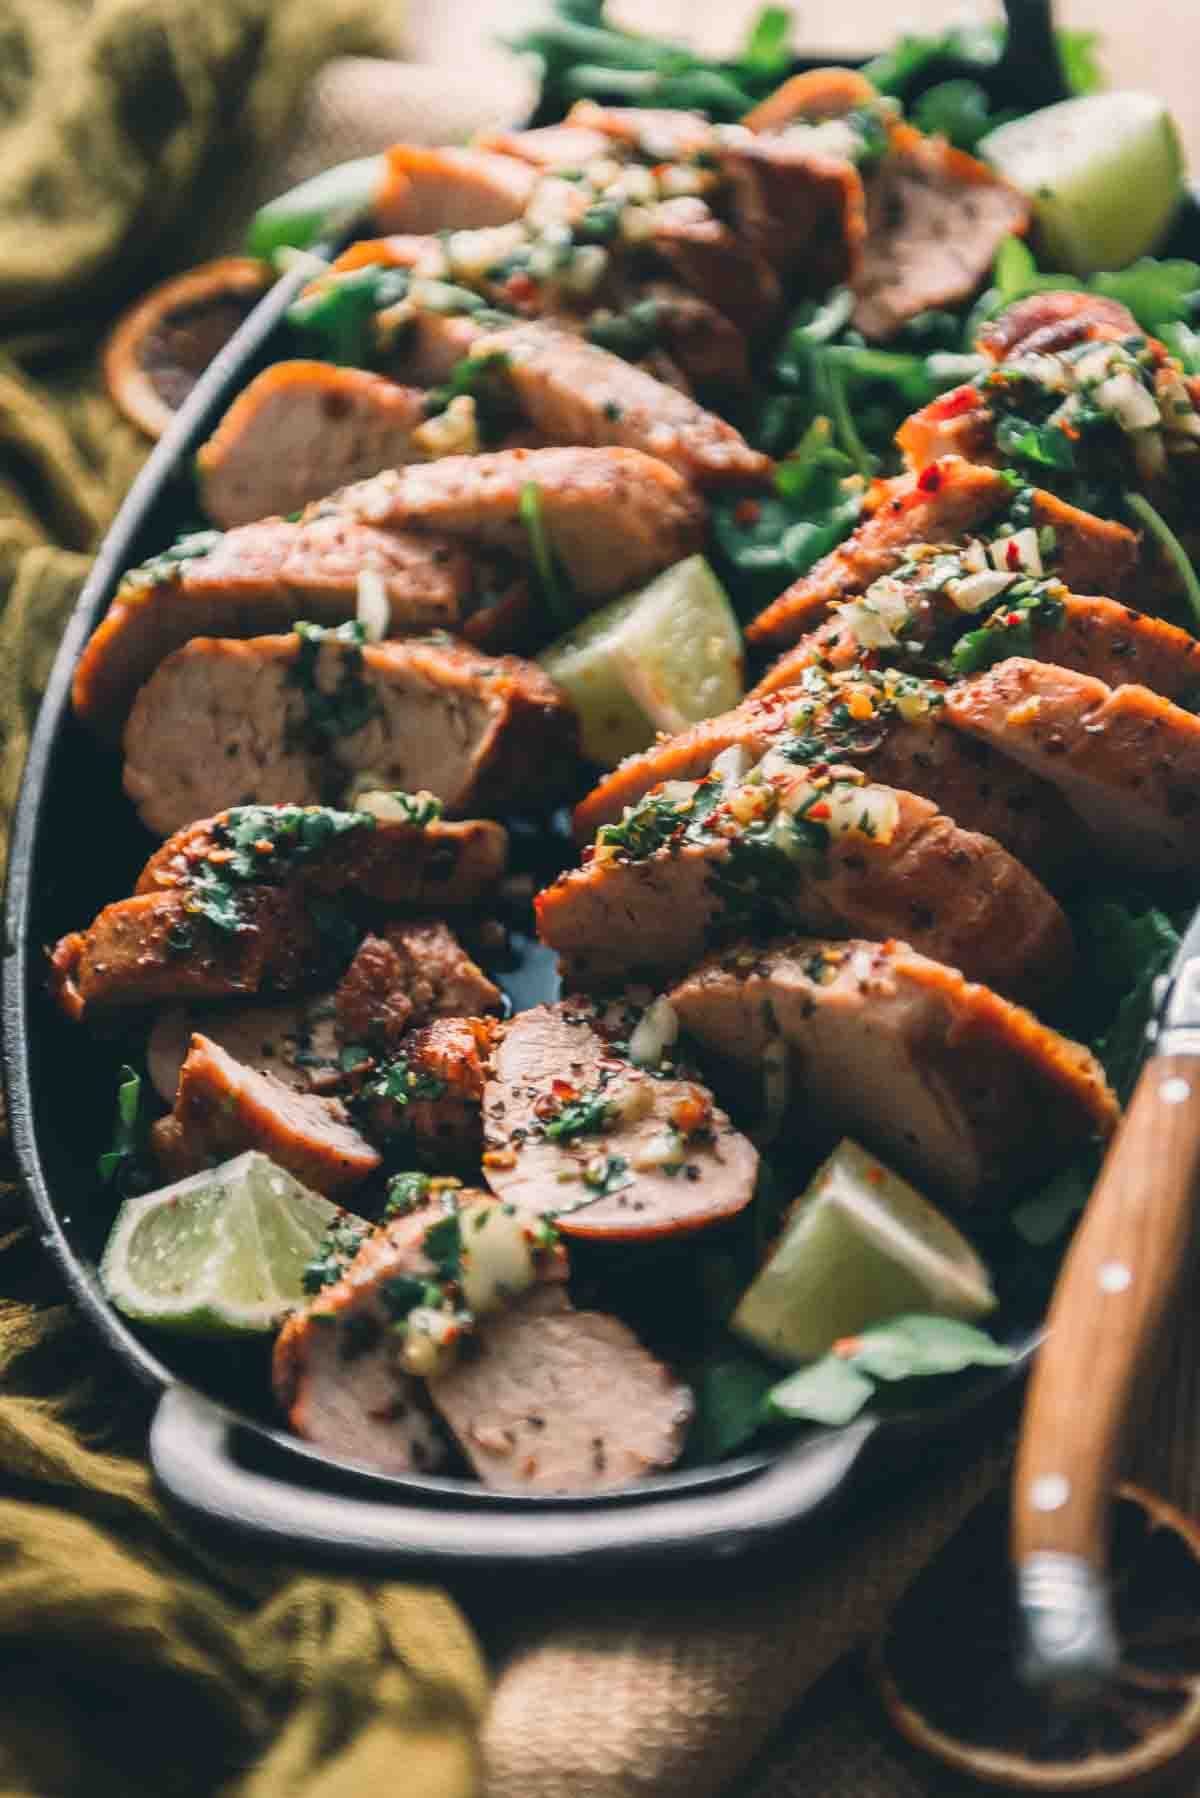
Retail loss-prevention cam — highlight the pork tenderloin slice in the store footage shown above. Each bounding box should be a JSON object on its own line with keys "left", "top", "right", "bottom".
{"left": 647, "top": 200, "right": 782, "bottom": 338}
{"left": 944, "top": 657, "right": 1200, "bottom": 872}
{"left": 122, "top": 631, "right": 578, "bottom": 838}
{"left": 374, "top": 145, "right": 537, "bottom": 232}
{"left": 336, "top": 920, "right": 501, "bottom": 1051}
{"left": 196, "top": 363, "right": 431, "bottom": 530}
{"left": 742, "top": 67, "right": 879, "bottom": 132}
{"left": 147, "top": 993, "right": 342, "bottom": 1105}
{"left": 669, "top": 936, "right": 1117, "bottom": 1204}
{"left": 343, "top": 444, "right": 706, "bottom": 602}
{"left": 748, "top": 461, "right": 1139, "bottom": 652}
{"left": 714, "top": 127, "right": 866, "bottom": 294}
{"left": 429, "top": 1284, "right": 693, "bottom": 1493}
{"left": 364, "top": 1015, "right": 500, "bottom": 1166}
{"left": 53, "top": 810, "right": 508, "bottom": 1019}
{"left": 151, "top": 1033, "right": 380, "bottom": 1198}
{"left": 74, "top": 513, "right": 472, "bottom": 737}
{"left": 563, "top": 101, "right": 714, "bottom": 160}
{"left": 474, "top": 123, "right": 613, "bottom": 168}
{"left": 976, "top": 291, "right": 1139, "bottom": 363}
{"left": 481, "top": 1000, "right": 758, "bottom": 1239}
{"left": 273, "top": 1202, "right": 458, "bottom": 1476}
{"left": 472, "top": 322, "right": 769, "bottom": 489}
{"left": 639, "top": 281, "right": 750, "bottom": 388}
{"left": 852, "top": 125, "right": 1030, "bottom": 341}
{"left": 543, "top": 779, "right": 1071, "bottom": 1002}
{"left": 572, "top": 681, "right": 1088, "bottom": 886}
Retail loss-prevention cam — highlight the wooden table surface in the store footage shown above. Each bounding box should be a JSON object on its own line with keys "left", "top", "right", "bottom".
{"left": 407, "top": 0, "right": 1200, "bottom": 168}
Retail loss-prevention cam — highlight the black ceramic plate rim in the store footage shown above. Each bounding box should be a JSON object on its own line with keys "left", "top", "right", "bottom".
{"left": 1, "top": 254, "right": 1041, "bottom": 1567}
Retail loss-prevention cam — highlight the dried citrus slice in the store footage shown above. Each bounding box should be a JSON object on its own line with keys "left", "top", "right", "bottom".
{"left": 874, "top": 1484, "right": 1200, "bottom": 1791}
{"left": 104, "top": 257, "right": 272, "bottom": 439}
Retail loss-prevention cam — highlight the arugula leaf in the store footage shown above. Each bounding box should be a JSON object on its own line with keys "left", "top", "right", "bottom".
{"left": 1091, "top": 259, "right": 1200, "bottom": 334}
{"left": 766, "top": 1316, "right": 1015, "bottom": 1427}
{"left": 1122, "top": 491, "right": 1200, "bottom": 635}
{"left": 519, "top": 481, "right": 574, "bottom": 630}
{"left": 97, "top": 1066, "right": 143, "bottom": 1184}
{"left": 767, "top": 1355, "right": 875, "bottom": 1427}
{"left": 738, "top": 6, "right": 792, "bottom": 77}
{"left": 287, "top": 263, "right": 411, "bottom": 366}
{"left": 912, "top": 79, "right": 994, "bottom": 151}
{"left": 691, "top": 1352, "right": 778, "bottom": 1459}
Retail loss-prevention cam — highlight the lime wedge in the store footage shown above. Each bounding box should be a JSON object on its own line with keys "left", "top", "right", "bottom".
{"left": 100, "top": 1151, "right": 348, "bottom": 1336}
{"left": 979, "top": 93, "right": 1184, "bottom": 276}
{"left": 246, "top": 155, "right": 385, "bottom": 262}
{"left": 538, "top": 554, "right": 744, "bottom": 766}
{"left": 732, "top": 1140, "right": 996, "bottom": 1365}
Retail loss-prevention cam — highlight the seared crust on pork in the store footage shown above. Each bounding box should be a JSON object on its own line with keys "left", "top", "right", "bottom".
{"left": 74, "top": 515, "right": 472, "bottom": 737}
{"left": 196, "top": 362, "right": 430, "bottom": 530}
{"left": 944, "top": 657, "right": 1200, "bottom": 872}
{"left": 541, "top": 780, "right": 1072, "bottom": 1001}
{"left": 747, "top": 460, "right": 1139, "bottom": 652}
{"left": 50, "top": 807, "right": 507, "bottom": 1018}
{"left": 123, "top": 631, "right": 577, "bottom": 837}
{"left": 151, "top": 1033, "right": 380, "bottom": 1197}
{"left": 472, "top": 321, "right": 770, "bottom": 487}
{"left": 341, "top": 444, "right": 706, "bottom": 600}
{"left": 375, "top": 145, "right": 537, "bottom": 232}
{"left": 669, "top": 936, "right": 1117, "bottom": 1203}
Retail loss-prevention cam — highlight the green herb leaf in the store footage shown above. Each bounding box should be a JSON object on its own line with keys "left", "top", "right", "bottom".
{"left": 766, "top": 1354, "right": 875, "bottom": 1427}
{"left": 1011, "top": 1162, "right": 1093, "bottom": 1247}
{"left": 691, "top": 1352, "right": 778, "bottom": 1459}
{"left": 1122, "top": 490, "right": 1200, "bottom": 635}
{"left": 97, "top": 1066, "right": 143, "bottom": 1184}
{"left": 519, "top": 480, "right": 574, "bottom": 630}
{"left": 846, "top": 1315, "right": 1015, "bottom": 1382}
{"left": 302, "top": 1212, "right": 370, "bottom": 1293}
{"left": 385, "top": 1171, "right": 433, "bottom": 1217}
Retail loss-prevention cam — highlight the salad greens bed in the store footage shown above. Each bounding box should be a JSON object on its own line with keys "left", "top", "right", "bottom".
{"left": 105, "top": 3, "right": 1200, "bottom": 1468}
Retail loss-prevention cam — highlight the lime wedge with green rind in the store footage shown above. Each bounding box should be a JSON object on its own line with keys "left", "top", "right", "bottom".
{"left": 979, "top": 93, "right": 1184, "bottom": 277}
{"left": 538, "top": 554, "right": 744, "bottom": 767}
{"left": 732, "top": 1139, "right": 997, "bottom": 1365}
{"left": 246, "top": 155, "right": 385, "bottom": 262}
{"left": 100, "top": 1151, "right": 348, "bottom": 1336}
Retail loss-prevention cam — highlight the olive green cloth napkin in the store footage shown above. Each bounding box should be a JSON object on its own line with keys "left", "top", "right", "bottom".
{"left": 3, "top": 14, "right": 1193, "bottom": 1798}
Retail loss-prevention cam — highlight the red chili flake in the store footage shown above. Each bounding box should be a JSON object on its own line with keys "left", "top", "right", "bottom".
{"left": 1005, "top": 539, "right": 1022, "bottom": 571}
{"left": 917, "top": 464, "right": 942, "bottom": 493}
{"left": 832, "top": 1335, "right": 863, "bottom": 1359}
{"left": 1005, "top": 610, "right": 1023, "bottom": 626}
{"left": 670, "top": 1087, "right": 712, "bottom": 1135}
{"left": 734, "top": 498, "right": 761, "bottom": 527}
{"left": 933, "top": 385, "right": 980, "bottom": 419}
{"left": 808, "top": 800, "right": 832, "bottom": 820}
{"left": 253, "top": 837, "right": 275, "bottom": 855}
{"left": 859, "top": 649, "right": 880, "bottom": 670}
{"left": 551, "top": 1078, "right": 579, "bottom": 1102}
{"left": 866, "top": 1165, "right": 885, "bottom": 1185}
{"left": 580, "top": 846, "right": 594, "bottom": 865}
{"left": 505, "top": 272, "right": 536, "bottom": 303}
{"left": 1059, "top": 420, "right": 1080, "bottom": 440}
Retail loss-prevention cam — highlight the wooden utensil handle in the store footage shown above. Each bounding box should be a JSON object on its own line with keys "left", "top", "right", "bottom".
{"left": 1012, "top": 1051, "right": 1200, "bottom": 1695}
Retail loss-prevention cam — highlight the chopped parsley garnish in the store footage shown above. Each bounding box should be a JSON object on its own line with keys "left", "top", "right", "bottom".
{"left": 370, "top": 1057, "right": 447, "bottom": 1107}
{"left": 423, "top": 349, "right": 519, "bottom": 445}
{"left": 97, "top": 1066, "right": 144, "bottom": 1185}
{"left": 422, "top": 1209, "right": 463, "bottom": 1285}
{"left": 585, "top": 299, "right": 662, "bottom": 361}
{"left": 287, "top": 620, "right": 378, "bottom": 744}
{"left": 302, "top": 1213, "right": 371, "bottom": 1293}
{"left": 121, "top": 530, "right": 222, "bottom": 592}
{"left": 596, "top": 773, "right": 723, "bottom": 861}
{"left": 519, "top": 480, "right": 574, "bottom": 630}
{"left": 581, "top": 1153, "right": 632, "bottom": 1196}
{"left": 182, "top": 804, "right": 374, "bottom": 935}
{"left": 543, "top": 1091, "right": 612, "bottom": 1142}
{"left": 947, "top": 583, "right": 1067, "bottom": 675}
{"left": 385, "top": 1171, "right": 433, "bottom": 1217}
{"left": 387, "top": 791, "right": 444, "bottom": 827}
{"left": 286, "top": 262, "right": 411, "bottom": 366}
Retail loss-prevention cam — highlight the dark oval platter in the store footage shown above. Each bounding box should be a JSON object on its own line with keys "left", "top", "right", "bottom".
{"left": 10, "top": 93, "right": 1198, "bottom": 1573}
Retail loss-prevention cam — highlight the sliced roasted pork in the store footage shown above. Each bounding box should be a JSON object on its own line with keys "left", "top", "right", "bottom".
{"left": 571, "top": 676, "right": 1088, "bottom": 885}
{"left": 646, "top": 197, "right": 782, "bottom": 338}
{"left": 342, "top": 444, "right": 706, "bottom": 600}
{"left": 151, "top": 1033, "right": 380, "bottom": 1197}
{"left": 473, "top": 321, "right": 769, "bottom": 487}
{"left": 374, "top": 145, "right": 537, "bottom": 232}
{"left": 944, "top": 658, "right": 1200, "bottom": 872}
{"left": 147, "top": 993, "right": 342, "bottom": 1105}
{"left": 363, "top": 1015, "right": 500, "bottom": 1165}
{"left": 976, "top": 291, "right": 1141, "bottom": 363}
{"left": 669, "top": 937, "right": 1117, "bottom": 1204}
{"left": 481, "top": 1000, "right": 759, "bottom": 1239}
{"left": 542, "top": 759, "right": 1072, "bottom": 1001}
{"left": 852, "top": 125, "right": 1029, "bottom": 341}
{"left": 428, "top": 1284, "right": 693, "bottom": 1493}
{"left": 73, "top": 515, "right": 473, "bottom": 736}
{"left": 752, "top": 571, "right": 1200, "bottom": 707}
{"left": 123, "top": 630, "right": 578, "bottom": 837}
{"left": 196, "top": 363, "right": 430, "bottom": 530}
{"left": 747, "top": 459, "right": 1139, "bottom": 652}
{"left": 714, "top": 127, "right": 866, "bottom": 295}
{"left": 50, "top": 804, "right": 507, "bottom": 1019}
{"left": 335, "top": 920, "right": 501, "bottom": 1050}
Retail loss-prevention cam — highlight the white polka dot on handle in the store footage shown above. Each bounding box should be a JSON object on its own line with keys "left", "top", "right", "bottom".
{"left": 1030, "top": 1474, "right": 1071, "bottom": 1512}
{"left": 1098, "top": 1262, "right": 1132, "bottom": 1293}
{"left": 1160, "top": 1076, "right": 1191, "bottom": 1105}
